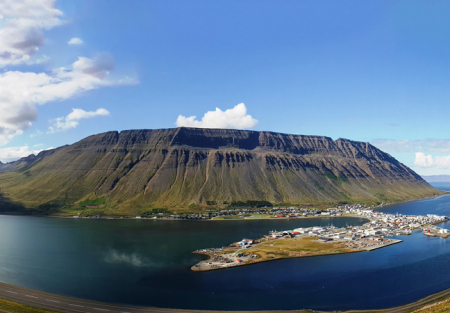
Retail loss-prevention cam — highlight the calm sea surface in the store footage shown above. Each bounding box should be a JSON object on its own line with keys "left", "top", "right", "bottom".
{"left": 0, "top": 182, "right": 449, "bottom": 311}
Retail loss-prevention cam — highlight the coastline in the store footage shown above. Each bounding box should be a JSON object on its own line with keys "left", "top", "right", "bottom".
{"left": 191, "top": 241, "right": 402, "bottom": 272}
{"left": 190, "top": 208, "right": 449, "bottom": 272}
{"left": 1, "top": 194, "right": 450, "bottom": 311}
{"left": 191, "top": 233, "right": 403, "bottom": 272}
{"left": 374, "top": 191, "right": 450, "bottom": 212}
{"left": 1, "top": 279, "right": 450, "bottom": 313}
{"left": 1, "top": 190, "right": 448, "bottom": 221}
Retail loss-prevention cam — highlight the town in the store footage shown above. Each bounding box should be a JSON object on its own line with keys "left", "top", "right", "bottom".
{"left": 191, "top": 204, "right": 449, "bottom": 272}
{"left": 132, "top": 204, "right": 371, "bottom": 220}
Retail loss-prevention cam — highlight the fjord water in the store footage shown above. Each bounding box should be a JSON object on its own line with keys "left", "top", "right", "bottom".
{"left": 0, "top": 183, "right": 448, "bottom": 311}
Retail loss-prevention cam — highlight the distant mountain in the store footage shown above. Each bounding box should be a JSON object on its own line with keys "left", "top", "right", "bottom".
{"left": 422, "top": 175, "right": 450, "bottom": 183}
{"left": 0, "top": 127, "right": 441, "bottom": 214}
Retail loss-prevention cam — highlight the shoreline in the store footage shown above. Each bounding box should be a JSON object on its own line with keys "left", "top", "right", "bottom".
{"left": 375, "top": 191, "right": 450, "bottom": 212}
{"left": 191, "top": 233, "right": 403, "bottom": 272}
{"left": 1, "top": 194, "right": 450, "bottom": 312}
{"left": 190, "top": 210, "right": 449, "bottom": 272}
{"left": 0, "top": 212, "right": 373, "bottom": 222}
{"left": 192, "top": 239, "right": 403, "bottom": 272}
{"left": 1, "top": 279, "right": 450, "bottom": 313}
{"left": 1, "top": 191, "right": 448, "bottom": 221}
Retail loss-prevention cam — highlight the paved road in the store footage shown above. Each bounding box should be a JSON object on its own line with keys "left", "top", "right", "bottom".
{"left": 0, "top": 280, "right": 449, "bottom": 313}
{"left": 0, "top": 282, "right": 198, "bottom": 313}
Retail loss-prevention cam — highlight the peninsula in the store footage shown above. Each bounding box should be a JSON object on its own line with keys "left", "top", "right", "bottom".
{"left": 192, "top": 204, "right": 448, "bottom": 271}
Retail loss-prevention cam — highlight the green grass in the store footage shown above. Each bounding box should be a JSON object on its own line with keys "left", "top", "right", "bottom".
{"left": 314, "top": 183, "right": 325, "bottom": 191}
{"left": 246, "top": 214, "right": 273, "bottom": 219}
{"left": 235, "top": 237, "right": 355, "bottom": 262}
{"left": 325, "top": 173, "right": 349, "bottom": 183}
{"left": 0, "top": 298, "right": 58, "bottom": 313}
{"left": 79, "top": 197, "right": 106, "bottom": 207}
{"left": 222, "top": 216, "right": 245, "bottom": 219}
{"left": 375, "top": 193, "right": 388, "bottom": 202}
{"left": 227, "top": 200, "right": 273, "bottom": 208}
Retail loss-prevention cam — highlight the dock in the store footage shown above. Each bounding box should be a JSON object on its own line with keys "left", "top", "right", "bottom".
{"left": 191, "top": 206, "right": 449, "bottom": 272}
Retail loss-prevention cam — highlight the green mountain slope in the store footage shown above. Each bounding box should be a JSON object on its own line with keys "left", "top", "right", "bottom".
{"left": 0, "top": 127, "right": 440, "bottom": 214}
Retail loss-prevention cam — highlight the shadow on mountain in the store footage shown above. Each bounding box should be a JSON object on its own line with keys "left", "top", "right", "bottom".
{"left": 0, "top": 193, "right": 62, "bottom": 215}
{"left": 0, "top": 193, "right": 27, "bottom": 214}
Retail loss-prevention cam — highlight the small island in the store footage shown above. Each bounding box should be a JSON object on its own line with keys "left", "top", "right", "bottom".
{"left": 192, "top": 204, "right": 448, "bottom": 272}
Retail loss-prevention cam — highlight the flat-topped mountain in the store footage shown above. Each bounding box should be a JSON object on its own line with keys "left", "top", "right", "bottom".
{"left": 0, "top": 127, "right": 439, "bottom": 213}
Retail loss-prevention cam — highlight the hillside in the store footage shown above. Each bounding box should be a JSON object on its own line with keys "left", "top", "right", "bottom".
{"left": 0, "top": 127, "right": 440, "bottom": 214}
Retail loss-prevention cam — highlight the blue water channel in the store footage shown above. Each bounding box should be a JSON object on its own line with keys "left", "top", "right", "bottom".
{"left": 0, "top": 183, "right": 449, "bottom": 311}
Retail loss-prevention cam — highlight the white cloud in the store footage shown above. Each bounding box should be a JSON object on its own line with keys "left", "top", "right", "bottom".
{"left": 0, "top": 54, "right": 132, "bottom": 144}
{"left": 0, "top": 1, "right": 138, "bottom": 145}
{"left": 68, "top": 37, "right": 83, "bottom": 45}
{"left": 414, "top": 152, "right": 450, "bottom": 169}
{"left": 176, "top": 103, "right": 258, "bottom": 129}
{"left": 0, "top": 145, "right": 45, "bottom": 163}
{"left": 49, "top": 108, "right": 110, "bottom": 133}
{"left": 372, "top": 139, "right": 450, "bottom": 154}
{"left": 0, "top": 0, "right": 64, "bottom": 66}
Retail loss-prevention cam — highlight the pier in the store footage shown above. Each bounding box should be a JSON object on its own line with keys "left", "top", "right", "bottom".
{"left": 192, "top": 205, "right": 449, "bottom": 272}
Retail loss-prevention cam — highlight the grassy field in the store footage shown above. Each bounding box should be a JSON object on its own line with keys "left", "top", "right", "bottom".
{"left": 411, "top": 296, "right": 450, "bottom": 313}
{"left": 243, "top": 237, "right": 356, "bottom": 261}
{"left": 0, "top": 298, "right": 57, "bottom": 313}
{"left": 210, "top": 237, "right": 357, "bottom": 265}
{"left": 245, "top": 214, "right": 274, "bottom": 219}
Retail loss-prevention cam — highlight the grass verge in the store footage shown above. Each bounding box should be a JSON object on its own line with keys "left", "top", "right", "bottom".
{"left": 0, "top": 298, "right": 57, "bottom": 313}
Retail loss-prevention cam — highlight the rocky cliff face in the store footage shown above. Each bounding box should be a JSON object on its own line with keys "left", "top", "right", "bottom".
{"left": 0, "top": 127, "right": 438, "bottom": 211}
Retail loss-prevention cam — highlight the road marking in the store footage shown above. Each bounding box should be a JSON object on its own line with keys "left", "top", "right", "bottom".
{"left": 46, "top": 299, "right": 60, "bottom": 303}
{"left": 18, "top": 297, "right": 85, "bottom": 313}
{"left": 5, "top": 290, "right": 17, "bottom": 294}
{"left": 25, "top": 295, "right": 38, "bottom": 298}
{"left": 93, "top": 308, "right": 109, "bottom": 311}
{"left": 69, "top": 304, "right": 84, "bottom": 307}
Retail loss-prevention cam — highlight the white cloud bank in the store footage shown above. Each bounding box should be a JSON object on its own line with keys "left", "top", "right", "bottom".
{"left": 0, "top": 0, "right": 63, "bottom": 66}
{"left": 68, "top": 37, "right": 83, "bottom": 45}
{"left": 176, "top": 103, "right": 258, "bottom": 129}
{"left": 0, "top": 0, "right": 138, "bottom": 147}
{"left": 0, "top": 54, "right": 121, "bottom": 144}
{"left": 49, "top": 108, "right": 110, "bottom": 133}
{"left": 414, "top": 152, "right": 450, "bottom": 169}
{"left": 0, "top": 145, "right": 49, "bottom": 163}
{"left": 372, "top": 139, "right": 450, "bottom": 154}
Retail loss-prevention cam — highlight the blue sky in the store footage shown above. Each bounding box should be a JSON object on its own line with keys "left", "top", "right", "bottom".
{"left": 1, "top": 0, "right": 450, "bottom": 175}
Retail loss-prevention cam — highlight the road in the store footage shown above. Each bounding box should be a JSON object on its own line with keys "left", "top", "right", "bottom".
{"left": 0, "top": 282, "right": 199, "bottom": 313}
{"left": 0, "top": 280, "right": 450, "bottom": 313}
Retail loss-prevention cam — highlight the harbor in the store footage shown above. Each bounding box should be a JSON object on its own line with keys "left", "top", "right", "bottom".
{"left": 1, "top": 193, "right": 450, "bottom": 311}
{"left": 191, "top": 205, "right": 449, "bottom": 272}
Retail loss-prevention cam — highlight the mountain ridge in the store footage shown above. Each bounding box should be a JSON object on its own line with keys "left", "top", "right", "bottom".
{"left": 0, "top": 127, "right": 439, "bottom": 214}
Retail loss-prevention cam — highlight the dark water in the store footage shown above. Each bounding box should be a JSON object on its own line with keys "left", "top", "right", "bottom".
{"left": 0, "top": 216, "right": 366, "bottom": 310}
{"left": 378, "top": 182, "right": 450, "bottom": 216}
{"left": 0, "top": 184, "right": 450, "bottom": 310}
{"left": 430, "top": 182, "right": 450, "bottom": 192}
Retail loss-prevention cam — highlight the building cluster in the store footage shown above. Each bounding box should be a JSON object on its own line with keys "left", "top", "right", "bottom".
{"left": 159, "top": 206, "right": 359, "bottom": 220}
{"left": 192, "top": 206, "right": 449, "bottom": 271}
{"left": 99, "top": 202, "right": 449, "bottom": 234}
{"left": 267, "top": 209, "right": 448, "bottom": 245}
